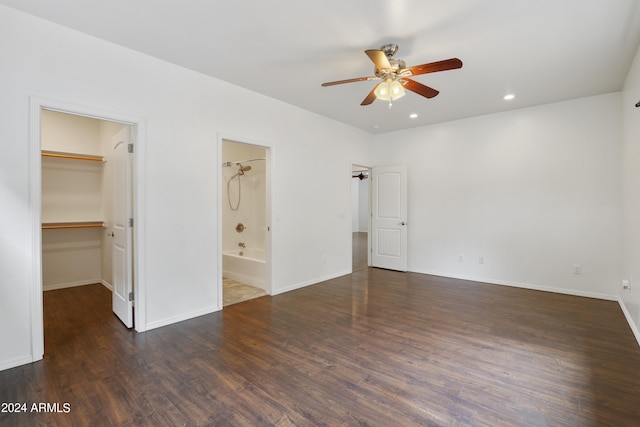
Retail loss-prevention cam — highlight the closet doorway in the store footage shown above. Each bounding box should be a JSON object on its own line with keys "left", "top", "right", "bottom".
{"left": 34, "top": 104, "right": 141, "bottom": 358}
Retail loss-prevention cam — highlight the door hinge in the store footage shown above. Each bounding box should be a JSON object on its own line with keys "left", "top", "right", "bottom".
{"left": 128, "top": 218, "right": 134, "bottom": 227}
{"left": 128, "top": 143, "right": 134, "bottom": 153}
{"left": 128, "top": 292, "right": 134, "bottom": 302}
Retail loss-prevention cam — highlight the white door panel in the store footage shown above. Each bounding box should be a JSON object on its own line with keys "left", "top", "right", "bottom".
{"left": 112, "top": 128, "right": 133, "bottom": 327}
{"left": 372, "top": 165, "right": 407, "bottom": 271}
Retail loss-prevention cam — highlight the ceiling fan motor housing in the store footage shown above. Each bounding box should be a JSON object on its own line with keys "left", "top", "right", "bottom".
{"left": 374, "top": 44, "right": 405, "bottom": 77}
{"left": 381, "top": 43, "right": 399, "bottom": 58}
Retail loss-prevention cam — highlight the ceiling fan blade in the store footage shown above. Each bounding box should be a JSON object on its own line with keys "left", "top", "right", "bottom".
{"left": 321, "top": 76, "right": 375, "bottom": 87}
{"left": 361, "top": 85, "right": 378, "bottom": 106}
{"left": 365, "top": 49, "right": 392, "bottom": 72}
{"left": 403, "top": 58, "right": 463, "bottom": 76}
{"left": 401, "top": 78, "right": 440, "bottom": 99}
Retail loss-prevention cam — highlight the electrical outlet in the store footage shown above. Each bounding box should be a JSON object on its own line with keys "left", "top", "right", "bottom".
{"left": 572, "top": 265, "right": 581, "bottom": 275}
{"left": 458, "top": 254, "right": 464, "bottom": 262}
{"left": 479, "top": 256, "right": 484, "bottom": 264}
{"left": 623, "top": 279, "right": 631, "bottom": 290}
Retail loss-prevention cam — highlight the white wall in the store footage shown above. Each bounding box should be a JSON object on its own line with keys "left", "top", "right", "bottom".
{"left": 41, "top": 110, "right": 102, "bottom": 154}
{"left": 0, "top": 5, "right": 372, "bottom": 370}
{"left": 621, "top": 43, "right": 640, "bottom": 340}
{"left": 373, "top": 93, "right": 622, "bottom": 299}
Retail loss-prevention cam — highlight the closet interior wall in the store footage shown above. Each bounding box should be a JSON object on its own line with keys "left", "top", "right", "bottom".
{"left": 41, "top": 110, "right": 126, "bottom": 291}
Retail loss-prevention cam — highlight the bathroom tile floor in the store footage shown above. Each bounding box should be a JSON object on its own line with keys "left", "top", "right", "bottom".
{"left": 223, "top": 278, "right": 267, "bottom": 306}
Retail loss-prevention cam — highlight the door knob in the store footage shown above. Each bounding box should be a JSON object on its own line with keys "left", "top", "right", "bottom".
{"left": 400, "top": 221, "right": 406, "bottom": 226}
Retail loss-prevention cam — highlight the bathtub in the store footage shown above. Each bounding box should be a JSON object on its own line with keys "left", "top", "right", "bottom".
{"left": 222, "top": 248, "right": 267, "bottom": 291}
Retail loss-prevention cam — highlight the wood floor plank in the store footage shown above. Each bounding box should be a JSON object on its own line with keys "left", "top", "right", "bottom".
{"left": 1, "top": 274, "right": 640, "bottom": 426}
{"left": 352, "top": 231, "right": 368, "bottom": 272}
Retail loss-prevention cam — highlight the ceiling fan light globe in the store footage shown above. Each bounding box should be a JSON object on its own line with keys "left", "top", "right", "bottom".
{"left": 389, "top": 80, "right": 406, "bottom": 100}
{"left": 374, "top": 81, "right": 391, "bottom": 100}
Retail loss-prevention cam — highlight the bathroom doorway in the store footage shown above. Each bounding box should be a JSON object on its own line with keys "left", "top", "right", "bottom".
{"left": 220, "top": 139, "right": 271, "bottom": 307}
{"left": 352, "top": 165, "right": 370, "bottom": 271}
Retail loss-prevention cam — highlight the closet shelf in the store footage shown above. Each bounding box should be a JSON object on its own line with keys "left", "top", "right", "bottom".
{"left": 42, "top": 150, "right": 103, "bottom": 162}
{"left": 42, "top": 221, "right": 104, "bottom": 230}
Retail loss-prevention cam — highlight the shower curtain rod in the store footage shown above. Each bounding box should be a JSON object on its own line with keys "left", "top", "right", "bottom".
{"left": 222, "top": 157, "right": 266, "bottom": 166}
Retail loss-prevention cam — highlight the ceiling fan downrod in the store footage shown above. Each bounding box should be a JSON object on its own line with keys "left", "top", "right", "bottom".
{"left": 380, "top": 43, "right": 399, "bottom": 58}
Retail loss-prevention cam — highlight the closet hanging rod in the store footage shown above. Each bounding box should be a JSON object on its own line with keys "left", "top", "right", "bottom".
{"left": 41, "top": 150, "right": 103, "bottom": 162}
{"left": 42, "top": 222, "right": 104, "bottom": 230}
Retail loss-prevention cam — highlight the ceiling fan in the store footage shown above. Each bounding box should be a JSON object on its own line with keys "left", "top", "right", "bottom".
{"left": 321, "top": 44, "right": 462, "bottom": 106}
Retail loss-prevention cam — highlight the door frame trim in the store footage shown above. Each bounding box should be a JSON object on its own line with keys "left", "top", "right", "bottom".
{"left": 29, "top": 96, "right": 147, "bottom": 362}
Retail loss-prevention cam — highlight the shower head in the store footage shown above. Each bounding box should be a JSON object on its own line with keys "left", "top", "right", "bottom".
{"left": 235, "top": 164, "right": 252, "bottom": 175}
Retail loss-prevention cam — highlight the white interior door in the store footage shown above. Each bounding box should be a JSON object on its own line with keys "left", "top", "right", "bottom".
{"left": 112, "top": 128, "right": 133, "bottom": 327}
{"left": 371, "top": 164, "right": 408, "bottom": 271}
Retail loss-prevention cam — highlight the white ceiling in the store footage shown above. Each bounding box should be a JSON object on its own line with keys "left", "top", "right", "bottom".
{"left": 3, "top": 0, "right": 640, "bottom": 133}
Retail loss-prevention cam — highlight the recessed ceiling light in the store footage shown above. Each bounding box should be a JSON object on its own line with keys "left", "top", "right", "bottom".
{"left": 409, "top": 113, "right": 418, "bottom": 119}
{"left": 503, "top": 94, "right": 515, "bottom": 100}
{"left": 372, "top": 124, "right": 380, "bottom": 129}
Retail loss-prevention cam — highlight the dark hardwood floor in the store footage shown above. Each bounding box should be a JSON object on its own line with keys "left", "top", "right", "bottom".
{"left": 352, "top": 232, "right": 368, "bottom": 272}
{"left": 2, "top": 270, "right": 640, "bottom": 426}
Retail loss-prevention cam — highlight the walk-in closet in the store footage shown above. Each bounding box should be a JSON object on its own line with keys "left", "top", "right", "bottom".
{"left": 41, "top": 109, "right": 134, "bottom": 327}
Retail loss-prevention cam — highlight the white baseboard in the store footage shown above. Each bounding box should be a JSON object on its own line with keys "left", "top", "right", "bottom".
{"left": 618, "top": 298, "right": 640, "bottom": 347}
{"left": 145, "top": 305, "right": 219, "bottom": 331}
{"left": 271, "top": 270, "right": 352, "bottom": 296}
{"left": 0, "top": 354, "right": 35, "bottom": 372}
{"left": 43, "top": 279, "right": 112, "bottom": 292}
{"left": 101, "top": 280, "right": 113, "bottom": 291}
{"left": 43, "top": 279, "right": 103, "bottom": 292}
{"left": 409, "top": 268, "right": 618, "bottom": 301}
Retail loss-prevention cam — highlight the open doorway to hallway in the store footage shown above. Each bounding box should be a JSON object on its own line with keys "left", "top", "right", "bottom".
{"left": 352, "top": 165, "right": 370, "bottom": 272}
